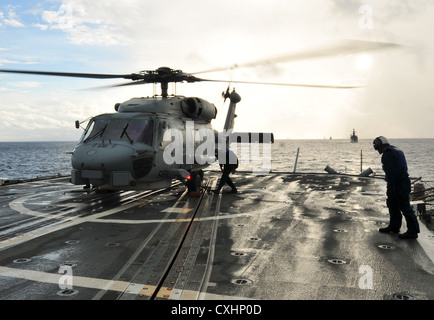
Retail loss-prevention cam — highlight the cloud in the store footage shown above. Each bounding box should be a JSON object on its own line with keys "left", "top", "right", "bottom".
{"left": 39, "top": 1, "right": 128, "bottom": 46}
{"left": 1, "top": 0, "right": 434, "bottom": 140}
{"left": 32, "top": 23, "right": 49, "bottom": 31}
{"left": 0, "top": 7, "right": 25, "bottom": 27}
{"left": 0, "top": 58, "right": 39, "bottom": 67}
{"left": 0, "top": 87, "right": 134, "bottom": 141}
{"left": 34, "top": 0, "right": 332, "bottom": 50}
{"left": 0, "top": 58, "right": 17, "bottom": 66}
{"left": 7, "top": 81, "right": 42, "bottom": 88}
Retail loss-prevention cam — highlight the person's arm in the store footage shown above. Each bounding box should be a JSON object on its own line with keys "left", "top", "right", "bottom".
{"left": 382, "top": 150, "right": 400, "bottom": 183}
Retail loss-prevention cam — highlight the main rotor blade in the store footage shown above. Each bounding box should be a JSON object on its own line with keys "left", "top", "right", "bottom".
{"left": 85, "top": 80, "right": 149, "bottom": 90}
{"left": 193, "top": 39, "right": 402, "bottom": 75}
{"left": 0, "top": 69, "right": 133, "bottom": 79}
{"left": 86, "top": 77, "right": 361, "bottom": 90}
{"left": 202, "top": 78, "right": 361, "bottom": 89}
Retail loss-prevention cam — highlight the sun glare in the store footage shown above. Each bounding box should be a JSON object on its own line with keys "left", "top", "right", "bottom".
{"left": 356, "top": 54, "right": 373, "bottom": 71}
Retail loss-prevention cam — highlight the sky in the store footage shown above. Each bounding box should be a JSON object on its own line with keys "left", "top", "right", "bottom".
{"left": 0, "top": 0, "right": 433, "bottom": 141}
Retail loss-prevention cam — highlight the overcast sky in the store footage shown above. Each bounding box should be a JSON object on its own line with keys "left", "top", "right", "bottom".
{"left": 1, "top": 0, "right": 433, "bottom": 141}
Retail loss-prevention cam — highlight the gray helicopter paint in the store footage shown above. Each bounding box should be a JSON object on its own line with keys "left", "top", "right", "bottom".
{"left": 71, "top": 96, "right": 218, "bottom": 190}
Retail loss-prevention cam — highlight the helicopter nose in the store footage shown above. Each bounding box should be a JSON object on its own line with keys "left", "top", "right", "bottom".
{"left": 71, "top": 144, "right": 154, "bottom": 187}
{"left": 72, "top": 144, "right": 132, "bottom": 171}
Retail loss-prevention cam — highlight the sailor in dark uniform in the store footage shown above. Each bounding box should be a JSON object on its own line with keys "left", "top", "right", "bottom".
{"left": 213, "top": 148, "right": 238, "bottom": 194}
{"left": 373, "top": 136, "right": 420, "bottom": 239}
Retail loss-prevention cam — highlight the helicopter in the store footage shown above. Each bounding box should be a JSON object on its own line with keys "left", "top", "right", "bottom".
{"left": 1, "top": 66, "right": 273, "bottom": 192}
{"left": 0, "top": 39, "right": 400, "bottom": 192}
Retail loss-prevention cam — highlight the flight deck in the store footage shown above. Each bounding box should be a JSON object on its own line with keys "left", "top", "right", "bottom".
{"left": 0, "top": 172, "right": 433, "bottom": 301}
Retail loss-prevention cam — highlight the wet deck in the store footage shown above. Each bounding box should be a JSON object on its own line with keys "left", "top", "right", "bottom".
{"left": 0, "top": 172, "right": 433, "bottom": 301}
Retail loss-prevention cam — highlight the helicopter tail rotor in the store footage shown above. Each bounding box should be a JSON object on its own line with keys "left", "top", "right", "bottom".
{"left": 222, "top": 85, "right": 231, "bottom": 102}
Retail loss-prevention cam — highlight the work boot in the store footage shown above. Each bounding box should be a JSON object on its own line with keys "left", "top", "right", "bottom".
{"left": 379, "top": 226, "right": 400, "bottom": 234}
{"left": 398, "top": 232, "right": 418, "bottom": 239}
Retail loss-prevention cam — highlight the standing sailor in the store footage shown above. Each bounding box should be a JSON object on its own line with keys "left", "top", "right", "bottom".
{"left": 214, "top": 148, "right": 238, "bottom": 194}
{"left": 373, "top": 136, "right": 420, "bottom": 239}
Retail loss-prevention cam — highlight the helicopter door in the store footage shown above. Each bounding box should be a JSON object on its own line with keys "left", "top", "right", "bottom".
{"left": 157, "top": 119, "right": 168, "bottom": 150}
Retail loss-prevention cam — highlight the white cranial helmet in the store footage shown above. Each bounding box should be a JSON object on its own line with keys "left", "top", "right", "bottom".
{"left": 373, "top": 136, "right": 389, "bottom": 151}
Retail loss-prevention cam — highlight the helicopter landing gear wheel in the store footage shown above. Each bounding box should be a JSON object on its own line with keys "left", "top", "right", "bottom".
{"left": 187, "top": 170, "right": 204, "bottom": 193}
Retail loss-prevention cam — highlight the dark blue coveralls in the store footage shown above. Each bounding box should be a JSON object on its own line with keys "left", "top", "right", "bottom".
{"left": 382, "top": 145, "right": 420, "bottom": 234}
{"left": 215, "top": 148, "right": 238, "bottom": 193}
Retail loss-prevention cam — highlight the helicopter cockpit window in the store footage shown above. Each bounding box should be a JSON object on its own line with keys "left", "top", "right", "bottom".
{"left": 123, "top": 119, "right": 154, "bottom": 146}
{"left": 103, "top": 119, "right": 128, "bottom": 141}
{"left": 82, "top": 119, "right": 108, "bottom": 142}
{"left": 82, "top": 118, "right": 153, "bottom": 146}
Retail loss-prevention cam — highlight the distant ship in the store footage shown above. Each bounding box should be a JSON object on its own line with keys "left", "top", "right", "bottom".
{"left": 350, "top": 129, "right": 358, "bottom": 143}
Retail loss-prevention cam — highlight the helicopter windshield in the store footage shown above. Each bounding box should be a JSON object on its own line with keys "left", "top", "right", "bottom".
{"left": 82, "top": 118, "right": 154, "bottom": 146}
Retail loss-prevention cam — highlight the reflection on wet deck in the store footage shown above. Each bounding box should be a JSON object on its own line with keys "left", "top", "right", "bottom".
{"left": 0, "top": 172, "right": 433, "bottom": 301}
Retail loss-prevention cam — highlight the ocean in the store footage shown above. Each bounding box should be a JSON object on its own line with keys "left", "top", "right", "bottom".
{"left": 271, "top": 139, "right": 434, "bottom": 185}
{"left": 0, "top": 141, "right": 77, "bottom": 181}
{"left": 1, "top": 139, "right": 433, "bottom": 188}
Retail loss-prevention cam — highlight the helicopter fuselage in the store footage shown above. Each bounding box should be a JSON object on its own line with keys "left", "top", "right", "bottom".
{"left": 71, "top": 95, "right": 218, "bottom": 190}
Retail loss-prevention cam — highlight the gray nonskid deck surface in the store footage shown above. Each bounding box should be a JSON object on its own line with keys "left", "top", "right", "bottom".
{"left": 0, "top": 173, "right": 433, "bottom": 300}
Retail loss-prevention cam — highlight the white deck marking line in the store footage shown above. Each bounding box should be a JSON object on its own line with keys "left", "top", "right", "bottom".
{"left": 1, "top": 200, "right": 141, "bottom": 250}
{"left": 9, "top": 189, "right": 82, "bottom": 220}
{"left": 0, "top": 266, "right": 144, "bottom": 294}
